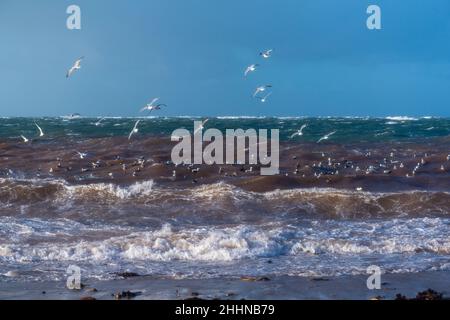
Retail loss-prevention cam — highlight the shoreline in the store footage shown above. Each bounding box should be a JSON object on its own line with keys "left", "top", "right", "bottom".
{"left": 1, "top": 271, "right": 449, "bottom": 300}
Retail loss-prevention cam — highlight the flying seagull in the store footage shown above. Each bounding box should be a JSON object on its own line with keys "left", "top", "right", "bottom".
{"left": 194, "top": 119, "right": 209, "bottom": 135}
{"left": 253, "top": 85, "right": 272, "bottom": 97}
{"left": 128, "top": 120, "right": 141, "bottom": 140}
{"left": 95, "top": 117, "right": 106, "bottom": 126}
{"left": 260, "top": 49, "right": 273, "bottom": 59}
{"left": 290, "top": 124, "right": 308, "bottom": 139}
{"left": 20, "top": 135, "right": 29, "bottom": 143}
{"left": 140, "top": 98, "right": 166, "bottom": 113}
{"left": 244, "top": 64, "right": 259, "bottom": 77}
{"left": 66, "top": 57, "right": 84, "bottom": 78}
{"left": 34, "top": 122, "right": 44, "bottom": 137}
{"left": 317, "top": 131, "right": 337, "bottom": 143}
{"left": 256, "top": 92, "right": 272, "bottom": 103}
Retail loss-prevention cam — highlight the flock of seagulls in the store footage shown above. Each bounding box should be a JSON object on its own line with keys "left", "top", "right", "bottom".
{"left": 15, "top": 54, "right": 448, "bottom": 185}
{"left": 245, "top": 49, "right": 274, "bottom": 103}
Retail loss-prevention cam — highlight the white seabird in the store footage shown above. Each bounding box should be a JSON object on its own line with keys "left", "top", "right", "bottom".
{"left": 128, "top": 120, "right": 141, "bottom": 140}
{"left": 260, "top": 49, "right": 273, "bottom": 59}
{"left": 290, "top": 124, "right": 308, "bottom": 139}
{"left": 253, "top": 85, "right": 272, "bottom": 97}
{"left": 95, "top": 117, "right": 106, "bottom": 126}
{"left": 257, "top": 92, "right": 272, "bottom": 103}
{"left": 317, "top": 131, "right": 337, "bottom": 143}
{"left": 34, "top": 122, "right": 44, "bottom": 137}
{"left": 66, "top": 57, "right": 84, "bottom": 78}
{"left": 20, "top": 135, "right": 29, "bottom": 143}
{"left": 244, "top": 64, "right": 259, "bottom": 77}
{"left": 194, "top": 119, "right": 209, "bottom": 135}
{"left": 76, "top": 151, "right": 88, "bottom": 159}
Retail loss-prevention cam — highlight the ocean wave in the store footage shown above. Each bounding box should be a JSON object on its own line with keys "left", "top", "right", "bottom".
{"left": 1, "top": 179, "right": 449, "bottom": 218}
{"left": 1, "top": 218, "right": 449, "bottom": 266}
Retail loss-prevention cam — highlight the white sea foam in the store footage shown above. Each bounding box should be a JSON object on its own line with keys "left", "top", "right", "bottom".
{"left": 385, "top": 116, "right": 419, "bottom": 121}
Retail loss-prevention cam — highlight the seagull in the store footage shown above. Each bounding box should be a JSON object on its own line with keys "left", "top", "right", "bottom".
{"left": 140, "top": 98, "right": 166, "bottom": 113}
{"left": 244, "top": 64, "right": 259, "bottom": 77}
{"left": 128, "top": 120, "right": 141, "bottom": 140}
{"left": 34, "top": 122, "right": 44, "bottom": 137}
{"left": 141, "top": 104, "right": 166, "bottom": 113}
{"left": 194, "top": 119, "right": 209, "bottom": 135}
{"left": 260, "top": 49, "right": 273, "bottom": 59}
{"left": 290, "top": 124, "right": 308, "bottom": 139}
{"left": 66, "top": 57, "right": 84, "bottom": 78}
{"left": 253, "top": 85, "right": 272, "bottom": 97}
{"left": 95, "top": 117, "right": 106, "bottom": 126}
{"left": 20, "top": 135, "right": 29, "bottom": 143}
{"left": 317, "top": 131, "right": 337, "bottom": 143}
{"left": 76, "top": 151, "right": 88, "bottom": 159}
{"left": 257, "top": 92, "right": 272, "bottom": 103}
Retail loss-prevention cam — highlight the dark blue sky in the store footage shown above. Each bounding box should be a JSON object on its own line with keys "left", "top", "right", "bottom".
{"left": 1, "top": 0, "right": 450, "bottom": 117}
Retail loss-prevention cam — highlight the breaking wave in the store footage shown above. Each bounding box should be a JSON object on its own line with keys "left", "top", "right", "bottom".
{"left": 1, "top": 179, "right": 449, "bottom": 218}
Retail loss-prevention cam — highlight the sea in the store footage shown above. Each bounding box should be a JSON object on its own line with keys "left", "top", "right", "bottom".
{"left": 0, "top": 116, "right": 449, "bottom": 283}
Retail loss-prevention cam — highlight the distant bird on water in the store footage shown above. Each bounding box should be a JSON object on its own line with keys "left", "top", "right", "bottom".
{"left": 20, "top": 135, "right": 29, "bottom": 143}
{"left": 66, "top": 57, "right": 84, "bottom": 78}
{"left": 76, "top": 151, "right": 88, "bottom": 159}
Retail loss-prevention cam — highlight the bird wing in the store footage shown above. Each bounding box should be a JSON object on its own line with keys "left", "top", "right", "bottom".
{"left": 66, "top": 67, "right": 74, "bottom": 78}
{"left": 35, "top": 123, "right": 44, "bottom": 136}
{"left": 149, "top": 98, "right": 160, "bottom": 105}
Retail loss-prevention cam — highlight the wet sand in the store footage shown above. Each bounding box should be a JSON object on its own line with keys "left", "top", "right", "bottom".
{"left": 1, "top": 271, "right": 449, "bottom": 300}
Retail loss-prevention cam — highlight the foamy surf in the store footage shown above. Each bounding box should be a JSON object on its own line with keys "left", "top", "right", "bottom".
{"left": 1, "top": 218, "right": 450, "bottom": 281}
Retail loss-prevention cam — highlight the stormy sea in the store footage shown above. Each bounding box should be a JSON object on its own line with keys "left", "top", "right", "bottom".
{"left": 0, "top": 116, "right": 449, "bottom": 299}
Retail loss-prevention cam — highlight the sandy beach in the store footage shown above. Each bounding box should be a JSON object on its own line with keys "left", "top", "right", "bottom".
{"left": 1, "top": 271, "right": 449, "bottom": 300}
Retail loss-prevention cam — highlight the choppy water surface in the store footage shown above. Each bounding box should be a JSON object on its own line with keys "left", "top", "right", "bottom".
{"left": 0, "top": 117, "right": 449, "bottom": 282}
